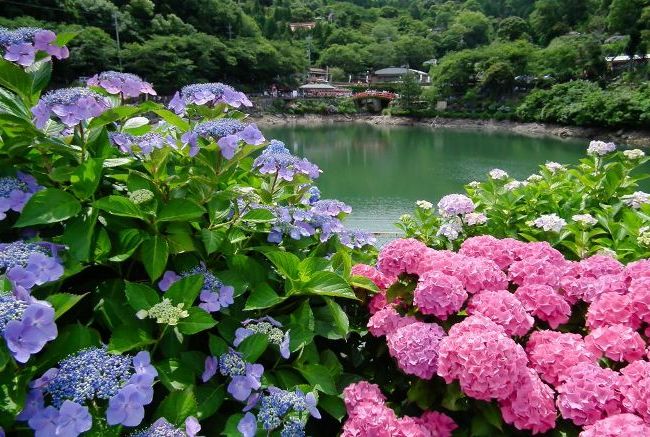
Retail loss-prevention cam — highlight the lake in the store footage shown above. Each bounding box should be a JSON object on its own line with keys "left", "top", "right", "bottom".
{"left": 264, "top": 124, "right": 587, "bottom": 234}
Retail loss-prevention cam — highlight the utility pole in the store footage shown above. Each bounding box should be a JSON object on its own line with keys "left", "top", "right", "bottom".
{"left": 227, "top": 24, "right": 233, "bottom": 40}
{"left": 306, "top": 35, "right": 312, "bottom": 66}
{"left": 113, "top": 12, "right": 123, "bottom": 71}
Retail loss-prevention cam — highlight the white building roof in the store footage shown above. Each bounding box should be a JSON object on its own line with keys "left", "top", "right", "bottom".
{"left": 374, "top": 67, "right": 429, "bottom": 76}
{"left": 605, "top": 54, "right": 650, "bottom": 62}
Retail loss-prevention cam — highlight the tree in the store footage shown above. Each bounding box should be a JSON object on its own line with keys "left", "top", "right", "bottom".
{"left": 54, "top": 26, "right": 118, "bottom": 86}
{"left": 497, "top": 16, "right": 530, "bottom": 40}
{"left": 480, "top": 61, "right": 516, "bottom": 96}
{"left": 453, "top": 11, "right": 491, "bottom": 48}
{"left": 318, "top": 44, "right": 369, "bottom": 73}
{"left": 397, "top": 72, "right": 422, "bottom": 111}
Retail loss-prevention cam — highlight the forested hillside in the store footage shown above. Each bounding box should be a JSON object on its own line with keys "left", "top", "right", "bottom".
{"left": 1, "top": 0, "right": 649, "bottom": 113}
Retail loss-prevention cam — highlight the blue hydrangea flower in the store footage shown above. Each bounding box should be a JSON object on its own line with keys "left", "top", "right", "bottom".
{"left": 228, "top": 363, "right": 264, "bottom": 401}
{"left": 181, "top": 119, "right": 265, "bottom": 159}
{"left": 218, "top": 350, "right": 247, "bottom": 377}
{"left": 237, "top": 412, "right": 257, "bottom": 437}
{"left": 201, "top": 356, "right": 218, "bottom": 383}
{"left": 0, "top": 240, "right": 64, "bottom": 291}
{"left": 109, "top": 132, "right": 169, "bottom": 157}
{"left": 281, "top": 419, "right": 306, "bottom": 437}
{"left": 253, "top": 140, "right": 320, "bottom": 182}
{"left": 87, "top": 71, "right": 156, "bottom": 98}
{"left": 0, "top": 295, "right": 57, "bottom": 363}
{"left": 0, "top": 27, "right": 69, "bottom": 67}
{"left": 311, "top": 199, "right": 352, "bottom": 216}
{"left": 131, "top": 416, "right": 201, "bottom": 437}
{"left": 168, "top": 82, "right": 252, "bottom": 115}
{"left": 158, "top": 264, "right": 234, "bottom": 314}
{"left": 31, "top": 87, "right": 111, "bottom": 129}
{"left": 0, "top": 172, "right": 42, "bottom": 220}
{"left": 27, "top": 400, "right": 91, "bottom": 437}
{"left": 338, "top": 229, "right": 377, "bottom": 249}
{"left": 234, "top": 317, "right": 291, "bottom": 359}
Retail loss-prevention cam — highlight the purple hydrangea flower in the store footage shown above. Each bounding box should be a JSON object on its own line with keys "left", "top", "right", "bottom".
{"left": 199, "top": 286, "right": 234, "bottom": 313}
{"left": 253, "top": 140, "right": 321, "bottom": 182}
{"left": 338, "top": 229, "right": 377, "bottom": 249}
{"left": 281, "top": 419, "right": 306, "bottom": 437}
{"left": 234, "top": 317, "right": 291, "bottom": 359}
{"left": 437, "top": 194, "right": 475, "bottom": 217}
{"left": 250, "top": 388, "right": 319, "bottom": 432}
{"left": 185, "top": 416, "right": 201, "bottom": 437}
{"left": 31, "top": 87, "right": 110, "bottom": 129}
{"left": 0, "top": 173, "right": 42, "bottom": 220}
{"left": 109, "top": 132, "right": 168, "bottom": 156}
{"left": 159, "top": 265, "right": 235, "bottom": 313}
{"left": 158, "top": 270, "right": 180, "bottom": 292}
{"left": 238, "top": 413, "right": 257, "bottom": 437}
{"left": 0, "top": 241, "right": 64, "bottom": 291}
{"left": 228, "top": 363, "right": 264, "bottom": 401}
{"left": 0, "top": 27, "right": 69, "bottom": 67}
{"left": 28, "top": 406, "right": 60, "bottom": 437}
{"left": 181, "top": 119, "right": 264, "bottom": 159}
{"left": 1, "top": 297, "right": 56, "bottom": 363}
{"left": 311, "top": 199, "right": 352, "bottom": 216}
{"left": 168, "top": 83, "right": 252, "bottom": 115}
{"left": 202, "top": 356, "right": 218, "bottom": 382}
{"left": 218, "top": 349, "right": 246, "bottom": 377}
{"left": 56, "top": 400, "right": 92, "bottom": 436}
{"left": 106, "top": 384, "right": 146, "bottom": 427}
{"left": 132, "top": 351, "right": 157, "bottom": 377}
{"left": 87, "top": 71, "right": 156, "bottom": 98}
{"left": 26, "top": 252, "right": 64, "bottom": 286}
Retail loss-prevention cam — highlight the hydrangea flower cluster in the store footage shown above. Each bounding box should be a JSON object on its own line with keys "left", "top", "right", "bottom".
{"left": 87, "top": 71, "right": 156, "bottom": 98}
{"left": 587, "top": 140, "right": 616, "bottom": 156}
{"left": 20, "top": 348, "right": 156, "bottom": 435}
{"left": 253, "top": 140, "right": 321, "bottom": 181}
{"left": 338, "top": 229, "right": 377, "bottom": 249}
{"left": 159, "top": 264, "right": 234, "bottom": 314}
{"left": 572, "top": 213, "right": 598, "bottom": 227}
{"left": 341, "top": 381, "right": 457, "bottom": 437}
{"left": 365, "top": 236, "right": 650, "bottom": 434}
{"left": 169, "top": 82, "right": 252, "bottom": 115}
{"left": 202, "top": 349, "right": 263, "bottom": 401}
{"left": 0, "top": 240, "right": 64, "bottom": 291}
{"left": 623, "top": 149, "right": 645, "bottom": 160}
{"left": 0, "top": 27, "right": 69, "bottom": 67}
{"left": 181, "top": 119, "right": 264, "bottom": 158}
{"left": 237, "top": 387, "right": 320, "bottom": 437}
{"left": 234, "top": 316, "right": 291, "bottom": 359}
{"left": 532, "top": 213, "right": 567, "bottom": 233}
{"left": 131, "top": 416, "right": 201, "bottom": 437}
{"left": 136, "top": 298, "right": 189, "bottom": 325}
{"left": 0, "top": 172, "right": 42, "bottom": 220}
{"left": 32, "top": 87, "right": 111, "bottom": 129}
{"left": 437, "top": 194, "right": 475, "bottom": 217}
{"left": 0, "top": 293, "right": 56, "bottom": 363}
{"left": 621, "top": 191, "right": 650, "bottom": 209}
{"left": 489, "top": 168, "right": 509, "bottom": 179}
{"left": 109, "top": 132, "right": 169, "bottom": 157}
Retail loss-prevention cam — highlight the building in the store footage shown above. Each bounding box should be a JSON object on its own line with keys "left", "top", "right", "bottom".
{"left": 306, "top": 67, "right": 330, "bottom": 83}
{"left": 605, "top": 54, "right": 650, "bottom": 71}
{"left": 289, "top": 22, "right": 316, "bottom": 32}
{"left": 370, "top": 67, "right": 431, "bottom": 84}
{"left": 298, "top": 83, "right": 352, "bottom": 97}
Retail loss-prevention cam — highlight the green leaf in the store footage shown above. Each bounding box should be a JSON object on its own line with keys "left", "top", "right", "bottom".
{"left": 15, "top": 188, "right": 81, "bottom": 227}
{"left": 87, "top": 106, "right": 141, "bottom": 129}
{"left": 124, "top": 282, "right": 160, "bottom": 311}
{"left": 94, "top": 195, "right": 145, "bottom": 219}
{"left": 35, "top": 324, "right": 101, "bottom": 370}
{"left": 297, "top": 364, "right": 337, "bottom": 395}
{"left": 108, "top": 325, "right": 155, "bottom": 353}
{"left": 477, "top": 402, "right": 503, "bottom": 431}
{"left": 201, "top": 228, "right": 225, "bottom": 255}
{"left": 263, "top": 250, "right": 301, "bottom": 280}
{"left": 350, "top": 275, "right": 380, "bottom": 293}
{"left": 195, "top": 384, "right": 225, "bottom": 420}
{"left": 140, "top": 236, "right": 169, "bottom": 281}
{"left": 237, "top": 333, "right": 269, "bottom": 362}
{"left": 208, "top": 334, "right": 228, "bottom": 356}
{"left": 158, "top": 199, "right": 206, "bottom": 222}
{"left": 45, "top": 293, "right": 87, "bottom": 320}
{"left": 165, "top": 274, "right": 203, "bottom": 307}
{"left": 62, "top": 207, "right": 98, "bottom": 262}
{"left": 318, "top": 394, "right": 346, "bottom": 421}
{"left": 109, "top": 228, "right": 145, "bottom": 262}
{"left": 241, "top": 208, "right": 276, "bottom": 222}
{"left": 407, "top": 380, "right": 436, "bottom": 410}
{"left": 156, "top": 387, "right": 198, "bottom": 426}
{"left": 54, "top": 31, "right": 78, "bottom": 46}
{"left": 157, "top": 358, "right": 195, "bottom": 391}
{"left": 70, "top": 158, "right": 103, "bottom": 200}
{"left": 316, "top": 297, "right": 349, "bottom": 339}
{"left": 304, "top": 271, "right": 357, "bottom": 299}
{"left": 153, "top": 108, "right": 190, "bottom": 130}
{"left": 244, "top": 283, "right": 285, "bottom": 310}
{"left": 287, "top": 300, "right": 315, "bottom": 351}
{"left": 0, "top": 58, "right": 31, "bottom": 98}
{"left": 177, "top": 307, "right": 217, "bottom": 335}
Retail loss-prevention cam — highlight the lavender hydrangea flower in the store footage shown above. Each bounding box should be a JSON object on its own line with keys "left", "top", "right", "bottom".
{"left": 622, "top": 191, "right": 650, "bottom": 209}
{"left": 106, "top": 384, "right": 146, "bottom": 426}
{"left": 218, "top": 349, "right": 247, "bottom": 377}
{"left": 437, "top": 220, "right": 463, "bottom": 241}
{"left": 234, "top": 317, "right": 291, "bottom": 359}
{"left": 253, "top": 140, "right": 321, "bottom": 181}
{"left": 0, "top": 240, "right": 64, "bottom": 291}
{"left": 246, "top": 388, "right": 319, "bottom": 433}
{"left": 132, "top": 417, "right": 201, "bottom": 437}
{"left": 168, "top": 83, "right": 252, "bottom": 115}
{"left": 181, "top": 119, "right": 265, "bottom": 159}
{"left": 465, "top": 212, "right": 488, "bottom": 226}
{"left": 311, "top": 199, "right": 352, "bottom": 216}
{"left": 437, "top": 194, "right": 475, "bottom": 217}
{"left": 532, "top": 213, "right": 567, "bottom": 233}
{"left": 31, "top": 87, "right": 110, "bottom": 129}
{"left": 228, "top": 363, "right": 264, "bottom": 401}
{"left": 109, "top": 132, "right": 169, "bottom": 157}
{"left": 87, "top": 71, "right": 156, "bottom": 98}
{"left": 0, "top": 172, "right": 42, "bottom": 220}
{"left": 202, "top": 356, "right": 218, "bottom": 382}
{"left": 587, "top": 140, "right": 616, "bottom": 156}
{"left": 238, "top": 413, "right": 257, "bottom": 437}
{"left": 338, "top": 229, "right": 377, "bottom": 249}
{"left": 0, "top": 295, "right": 56, "bottom": 363}
{"left": 0, "top": 27, "right": 69, "bottom": 67}
{"left": 158, "top": 265, "right": 235, "bottom": 314}
{"left": 268, "top": 202, "right": 350, "bottom": 244}
{"left": 489, "top": 168, "right": 509, "bottom": 180}
{"left": 28, "top": 401, "right": 91, "bottom": 437}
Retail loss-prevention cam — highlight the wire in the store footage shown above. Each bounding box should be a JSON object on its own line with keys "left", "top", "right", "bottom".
{"left": 0, "top": 0, "right": 67, "bottom": 11}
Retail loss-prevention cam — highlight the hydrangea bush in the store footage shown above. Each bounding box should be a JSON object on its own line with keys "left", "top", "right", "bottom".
{"left": 0, "top": 31, "right": 379, "bottom": 436}
{"left": 398, "top": 142, "right": 650, "bottom": 262}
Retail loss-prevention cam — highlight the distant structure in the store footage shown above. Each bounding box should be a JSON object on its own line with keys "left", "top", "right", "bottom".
{"left": 298, "top": 83, "right": 352, "bottom": 97}
{"left": 605, "top": 54, "right": 650, "bottom": 72}
{"left": 423, "top": 58, "right": 438, "bottom": 67}
{"left": 370, "top": 67, "right": 431, "bottom": 84}
{"left": 306, "top": 67, "right": 330, "bottom": 83}
{"left": 289, "top": 22, "right": 316, "bottom": 32}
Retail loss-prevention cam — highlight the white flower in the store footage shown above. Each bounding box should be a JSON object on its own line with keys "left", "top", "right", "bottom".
{"left": 437, "top": 220, "right": 462, "bottom": 241}
{"left": 545, "top": 162, "right": 565, "bottom": 173}
{"left": 587, "top": 140, "right": 616, "bottom": 156}
{"left": 533, "top": 214, "right": 567, "bottom": 233}
{"left": 504, "top": 180, "right": 526, "bottom": 191}
{"left": 527, "top": 174, "right": 543, "bottom": 182}
{"left": 416, "top": 200, "right": 433, "bottom": 210}
{"left": 489, "top": 169, "right": 509, "bottom": 180}
{"left": 623, "top": 149, "right": 645, "bottom": 160}
{"left": 639, "top": 226, "right": 650, "bottom": 247}
{"left": 622, "top": 191, "right": 650, "bottom": 209}
{"left": 468, "top": 181, "right": 481, "bottom": 188}
{"left": 465, "top": 212, "right": 487, "bottom": 226}
{"left": 572, "top": 214, "right": 597, "bottom": 227}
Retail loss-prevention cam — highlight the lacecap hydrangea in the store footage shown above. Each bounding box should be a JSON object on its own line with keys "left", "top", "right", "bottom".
{"left": 169, "top": 82, "right": 252, "bottom": 115}
{"left": 87, "top": 71, "right": 156, "bottom": 98}
{"left": 181, "top": 119, "right": 264, "bottom": 158}
{"left": 32, "top": 87, "right": 111, "bottom": 129}
{"left": 0, "top": 27, "right": 69, "bottom": 67}
{"left": 158, "top": 264, "right": 234, "bottom": 314}
{"left": 0, "top": 172, "right": 42, "bottom": 221}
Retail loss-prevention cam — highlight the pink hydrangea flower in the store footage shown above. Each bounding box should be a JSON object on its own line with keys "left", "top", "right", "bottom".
{"left": 583, "top": 274, "right": 628, "bottom": 303}
{"left": 459, "top": 236, "right": 522, "bottom": 271}
{"left": 556, "top": 362, "right": 623, "bottom": 426}
{"left": 619, "top": 360, "right": 650, "bottom": 421}
{"left": 499, "top": 368, "right": 557, "bottom": 434}
{"left": 526, "top": 330, "right": 597, "bottom": 387}
{"left": 586, "top": 292, "right": 640, "bottom": 330}
{"left": 377, "top": 238, "right": 429, "bottom": 277}
{"left": 467, "top": 290, "right": 533, "bottom": 336}
{"left": 448, "top": 313, "right": 506, "bottom": 337}
{"left": 386, "top": 322, "right": 446, "bottom": 379}
{"left": 515, "top": 284, "right": 571, "bottom": 328}
{"left": 368, "top": 293, "right": 388, "bottom": 315}
{"left": 514, "top": 241, "right": 565, "bottom": 265}
{"left": 437, "top": 317, "right": 528, "bottom": 400}
{"left": 412, "top": 249, "right": 461, "bottom": 276}
{"left": 585, "top": 324, "right": 646, "bottom": 363}
{"left": 367, "top": 306, "right": 416, "bottom": 337}
{"left": 342, "top": 402, "right": 400, "bottom": 437}
{"left": 629, "top": 277, "right": 650, "bottom": 324}
{"left": 351, "top": 264, "right": 396, "bottom": 289}
{"left": 414, "top": 271, "right": 467, "bottom": 320}
{"left": 579, "top": 414, "right": 650, "bottom": 437}
{"left": 509, "top": 258, "right": 564, "bottom": 288}
{"left": 343, "top": 381, "right": 386, "bottom": 412}
{"left": 624, "top": 259, "right": 650, "bottom": 281}
{"left": 580, "top": 254, "right": 624, "bottom": 278}
{"left": 449, "top": 256, "right": 508, "bottom": 294}
{"left": 412, "top": 411, "right": 457, "bottom": 437}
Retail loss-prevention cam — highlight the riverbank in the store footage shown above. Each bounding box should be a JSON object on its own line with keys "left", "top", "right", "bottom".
{"left": 251, "top": 114, "right": 650, "bottom": 147}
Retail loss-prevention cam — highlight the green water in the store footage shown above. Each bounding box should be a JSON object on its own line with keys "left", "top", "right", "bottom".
{"left": 264, "top": 124, "right": 587, "bottom": 234}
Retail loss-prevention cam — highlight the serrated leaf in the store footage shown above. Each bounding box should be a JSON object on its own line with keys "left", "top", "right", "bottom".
{"left": 155, "top": 387, "right": 198, "bottom": 426}
{"left": 177, "top": 307, "right": 217, "bottom": 335}
{"left": 165, "top": 274, "right": 203, "bottom": 307}
{"left": 237, "top": 333, "right": 268, "bottom": 362}
{"left": 46, "top": 293, "right": 87, "bottom": 320}
{"left": 124, "top": 282, "right": 160, "bottom": 311}
{"left": 15, "top": 188, "right": 81, "bottom": 227}
{"left": 108, "top": 325, "right": 155, "bottom": 353}
{"left": 158, "top": 198, "right": 206, "bottom": 222}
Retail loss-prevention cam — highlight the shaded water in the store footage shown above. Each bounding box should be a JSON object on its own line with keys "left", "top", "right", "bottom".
{"left": 264, "top": 124, "right": 587, "bottom": 234}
